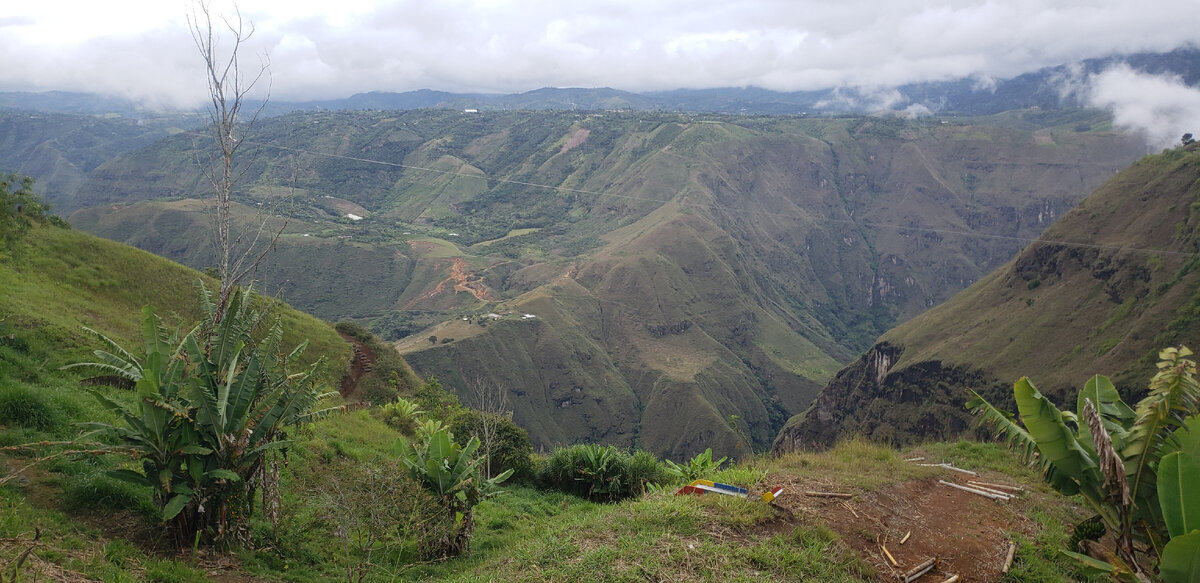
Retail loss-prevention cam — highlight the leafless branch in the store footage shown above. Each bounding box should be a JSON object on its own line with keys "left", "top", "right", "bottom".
{"left": 187, "top": 0, "right": 275, "bottom": 323}
{"left": 465, "top": 375, "right": 511, "bottom": 479}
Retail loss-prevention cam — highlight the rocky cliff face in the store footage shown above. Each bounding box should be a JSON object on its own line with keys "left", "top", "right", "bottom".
{"left": 772, "top": 342, "right": 1009, "bottom": 451}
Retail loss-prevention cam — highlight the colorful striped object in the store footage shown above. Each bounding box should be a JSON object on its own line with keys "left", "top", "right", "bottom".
{"left": 674, "top": 479, "right": 749, "bottom": 498}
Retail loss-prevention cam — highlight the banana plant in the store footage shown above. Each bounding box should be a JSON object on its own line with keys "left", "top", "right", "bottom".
{"left": 967, "top": 347, "right": 1200, "bottom": 578}
{"left": 663, "top": 447, "right": 727, "bottom": 483}
{"left": 397, "top": 428, "right": 512, "bottom": 558}
{"left": 67, "top": 280, "right": 337, "bottom": 546}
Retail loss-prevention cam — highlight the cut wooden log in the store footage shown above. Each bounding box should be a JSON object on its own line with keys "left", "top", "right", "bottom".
{"left": 804, "top": 491, "right": 853, "bottom": 498}
{"left": 899, "top": 531, "right": 911, "bottom": 545}
{"left": 1002, "top": 540, "right": 1016, "bottom": 574}
{"left": 965, "top": 483, "right": 1014, "bottom": 498}
{"left": 937, "top": 480, "right": 1012, "bottom": 501}
{"left": 918, "top": 463, "right": 978, "bottom": 476}
{"left": 881, "top": 544, "right": 899, "bottom": 567}
{"left": 902, "top": 557, "right": 937, "bottom": 583}
{"left": 968, "top": 480, "right": 1025, "bottom": 492}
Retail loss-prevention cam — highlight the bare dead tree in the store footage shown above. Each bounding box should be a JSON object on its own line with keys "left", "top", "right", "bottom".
{"left": 466, "top": 375, "right": 511, "bottom": 479}
{"left": 188, "top": 1, "right": 281, "bottom": 323}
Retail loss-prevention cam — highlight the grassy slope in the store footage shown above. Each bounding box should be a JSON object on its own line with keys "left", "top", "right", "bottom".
{"left": 0, "top": 223, "right": 356, "bottom": 581}
{"left": 0, "top": 227, "right": 1094, "bottom": 581}
{"left": 0, "top": 223, "right": 349, "bottom": 373}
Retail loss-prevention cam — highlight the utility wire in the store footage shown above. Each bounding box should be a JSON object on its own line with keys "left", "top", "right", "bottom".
{"left": 196, "top": 132, "right": 1197, "bottom": 259}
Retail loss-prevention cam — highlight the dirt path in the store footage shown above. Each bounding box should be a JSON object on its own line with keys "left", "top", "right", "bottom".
{"left": 338, "top": 332, "right": 377, "bottom": 398}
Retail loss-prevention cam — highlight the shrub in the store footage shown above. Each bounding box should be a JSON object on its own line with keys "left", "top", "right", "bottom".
{"left": 537, "top": 444, "right": 666, "bottom": 502}
{"left": 0, "top": 381, "right": 63, "bottom": 432}
{"left": 449, "top": 409, "right": 534, "bottom": 482}
{"left": 663, "top": 448, "right": 727, "bottom": 484}
{"left": 397, "top": 429, "right": 512, "bottom": 559}
{"left": 413, "top": 377, "right": 462, "bottom": 421}
{"left": 378, "top": 397, "right": 423, "bottom": 435}
{"left": 66, "top": 283, "right": 338, "bottom": 547}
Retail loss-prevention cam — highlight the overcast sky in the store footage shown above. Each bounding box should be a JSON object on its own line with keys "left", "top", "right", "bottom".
{"left": 1, "top": 0, "right": 1198, "bottom": 111}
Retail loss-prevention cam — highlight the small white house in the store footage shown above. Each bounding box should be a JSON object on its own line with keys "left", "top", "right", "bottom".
{"left": 346, "top": 213, "right": 363, "bottom": 221}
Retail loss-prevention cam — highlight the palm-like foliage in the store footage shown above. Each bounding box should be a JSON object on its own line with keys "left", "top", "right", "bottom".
{"left": 663, "top": 448, "right": 728, "bottom": 484}
{"left": 967, "top": 347, "right": 1200, "bottom": 577}
{"left": 67, "top": 280, "right": 338, "bottom": 546}
{"left": 397, "top": 428, "right": 511, "bottom": 559}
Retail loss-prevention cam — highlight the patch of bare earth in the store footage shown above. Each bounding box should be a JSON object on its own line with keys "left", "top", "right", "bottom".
{"left": 338, "top": 332, "right": 377, "bottom": 398}
{"left": 766, "top": 474, "right": 1035, "bottom": 582}
{"left": 560, "top": 128, "right": 590, "bottom": 153}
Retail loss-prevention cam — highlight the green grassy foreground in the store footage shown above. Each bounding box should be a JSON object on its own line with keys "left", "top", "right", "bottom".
{"left": 1, "top": 225, "right": 1094, "bottom": 582}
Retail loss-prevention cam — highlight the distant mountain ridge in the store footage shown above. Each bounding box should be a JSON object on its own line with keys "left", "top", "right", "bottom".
{"left": 4, "top": 48, "right": 1198, "bottom": 117}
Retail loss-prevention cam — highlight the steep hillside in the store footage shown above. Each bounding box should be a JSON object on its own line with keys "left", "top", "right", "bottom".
{"left": 0, "top": 110, "right": 185, "bottom": 212}
{"left": 776, "top": 143, "right": 1200, "bottom": 451}
{"left": 64, "top": 108, "right": 1148, "bottom": 458}
{"left": 0, "top": 222, "right": 352, "bottom": 385}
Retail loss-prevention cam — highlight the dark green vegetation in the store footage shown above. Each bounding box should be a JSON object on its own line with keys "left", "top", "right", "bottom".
{"left": 968, "top": 348, "right": 1200, "bottom": 581}
{"left": 777, "top": 142, "right": 1200, "bottom": 451}
{"left": 49, "top": 107, "right": 1147, "bottom": 459}
{"left": 70, "top": 283, "right": 340, "bottom": 547}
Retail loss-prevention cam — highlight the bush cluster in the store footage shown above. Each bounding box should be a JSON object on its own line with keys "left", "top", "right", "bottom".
{"left": 536, "top": 444, "right": 669, "bottom": 502}
{"left": 449, "top": 409, "right": 535, "bottom": 482}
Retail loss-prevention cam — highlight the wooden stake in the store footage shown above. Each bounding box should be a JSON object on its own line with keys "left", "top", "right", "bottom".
{"left": 805, "top": 491, "right": 853, "bottom": 499}
{"left": 902, "top": 557, "right": 937, "bottom": 583}
{"left": 937, "top": 479, "right": 1011, "bottom": 501}
{"left": 937, "top": 575, "right": 960, "bottom": 583}
{"left": 904, "top": 457, "right": 925, "bottom": 462}
{"left": 1002, "top": 540, "right": 1016, "bottom": 574}
{"left": 881, "top": 544, "right": 899, "bottom": 567}
{"left": 899, "top": 531, "right": 911, "bottom": 545}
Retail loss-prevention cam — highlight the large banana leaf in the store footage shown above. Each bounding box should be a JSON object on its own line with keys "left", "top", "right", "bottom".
{"left": 967, "top": 388, "right": 1037, "bottom": 460}
{"left": 1077, "top": 374, "right": 1135, "bottom": 450}
{"left": 1013, "top": 377, "right": 1102, "bottom": 496}
{"left": 1159, "top": 416, "right": 1200, "bottom": 538}
{"left": 1160, "top": 532, "right": 1200, "bottom": 583}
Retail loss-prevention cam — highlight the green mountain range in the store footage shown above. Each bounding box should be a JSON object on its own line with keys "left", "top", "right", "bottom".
{"left": 17, "top": 107, "right": 1148, "bottom": 458}
{"left": 775, "top": 142, "right": 1200, "bottom": 451}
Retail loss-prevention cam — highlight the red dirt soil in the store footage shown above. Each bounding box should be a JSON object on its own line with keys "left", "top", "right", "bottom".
{"left": 765, "top": 472, "right": 1040, "bottom": 582}
{"left": 402, "top": 255, "right": 498, "bottom": 310}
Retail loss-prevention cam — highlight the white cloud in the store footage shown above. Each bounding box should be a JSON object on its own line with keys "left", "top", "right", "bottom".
{"left": 1085, "top": 66, "right": 1200, "bottom": 149}
{"left": 0, "top": 0, "right": 1198, "bottom": 107}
